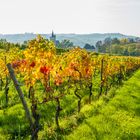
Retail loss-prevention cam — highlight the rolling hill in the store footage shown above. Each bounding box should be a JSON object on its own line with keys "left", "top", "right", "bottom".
{"left": 0, "top": 33, "right": 138, "bottom": 47}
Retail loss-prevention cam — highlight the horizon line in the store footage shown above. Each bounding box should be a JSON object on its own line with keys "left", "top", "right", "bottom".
{"left": 0, "top": 32, "right": 139, "bottom": 37}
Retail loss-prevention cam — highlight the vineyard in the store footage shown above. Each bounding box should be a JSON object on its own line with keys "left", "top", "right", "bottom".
{"left": 0, "top": 35, "right": 140, "bottom": 140}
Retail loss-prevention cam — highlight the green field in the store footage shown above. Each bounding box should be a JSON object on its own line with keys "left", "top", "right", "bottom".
{"left": 0, "top": 69, "right": 140, "bottom": 140}
{"left": 65, "top": 69, "right": 140, "bottom": 140}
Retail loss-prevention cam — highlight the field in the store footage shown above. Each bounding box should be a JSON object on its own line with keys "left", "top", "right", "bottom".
{"left": 0, "top": 35, "right": 140, "bottom": 140}
{"left": 66, "top": 69, "right": 140, "bottom": 140}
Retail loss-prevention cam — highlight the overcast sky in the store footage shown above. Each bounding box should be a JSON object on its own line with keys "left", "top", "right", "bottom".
{"left": 0, "top": 0, "right": 140, "bottom": 36}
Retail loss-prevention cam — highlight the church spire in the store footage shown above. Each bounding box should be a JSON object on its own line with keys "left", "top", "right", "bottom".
{"left": 50, "top": 30, "right": 56, "bottom": 45}
{"left": 52, "top": 30, "right": 54, "bottom": 37}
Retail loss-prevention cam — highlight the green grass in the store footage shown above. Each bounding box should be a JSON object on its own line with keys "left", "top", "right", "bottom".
{"left": 64, "top": 70, "right": 140, "bottom": 140}
{"left": 0, "top": 70, "right": 140, "bottom": 139}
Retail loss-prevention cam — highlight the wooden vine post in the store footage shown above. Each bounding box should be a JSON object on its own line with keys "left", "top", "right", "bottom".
{"left": 99, "top": 58, "right": 104, "bottom": 98}
{"left": 6, "top": 63, "right": 36, "bottom": 139}
{"left": 5, "top": 56, "right": 10, "bottom": 107}
{"left": 88, "top": 82, "right": 93, "bottom": 104}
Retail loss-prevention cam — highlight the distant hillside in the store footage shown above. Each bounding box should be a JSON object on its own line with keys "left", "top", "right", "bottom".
{"left": 0, "top": 33, "right": 138, "bottom": 47}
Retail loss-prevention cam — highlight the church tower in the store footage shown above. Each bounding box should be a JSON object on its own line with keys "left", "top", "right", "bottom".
{"left": 50, "top": 30, "right": 56, "bottom": 45}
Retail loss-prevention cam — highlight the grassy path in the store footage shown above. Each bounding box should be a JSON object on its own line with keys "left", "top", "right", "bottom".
{"left": 65, "top": 70, "right": 140, "bottom": 140}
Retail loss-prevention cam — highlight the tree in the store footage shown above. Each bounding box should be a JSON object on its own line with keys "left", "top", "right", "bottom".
{"left": 128, "top": 38, "right": 135, "bottom": 43}
{"left": 112, "top": 38, "right": 120, "bottom": 44}
{"left": 20, "top": 41, "right": 28, "bottom": 50}
{"left": 104, "top": 37, "right": 112, "bottom": 46}
{"left": 84, "top": 43, "right": 95, "bottom": 50}
{"left": 59, "top": 39, "right": 74, "bottom": 48}
{"left": 95, "top": 41, "right": 102, "bottom": 52}
{"left": 120, "top": 38, "right": 129, "bottom": 44}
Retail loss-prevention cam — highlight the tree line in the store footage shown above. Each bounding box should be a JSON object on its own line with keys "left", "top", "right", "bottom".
{"left": 96, "top": 37, "right": 140, "bottom": 56}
